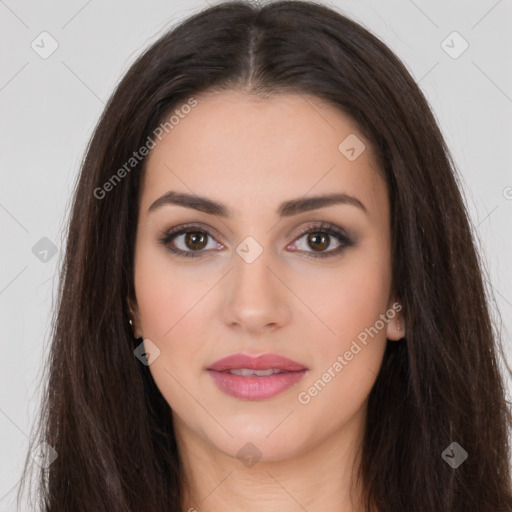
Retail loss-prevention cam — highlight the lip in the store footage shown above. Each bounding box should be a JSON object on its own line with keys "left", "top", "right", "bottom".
{"left": 207, "top": 353, "right": 308, "bottom": 372}
{"left": 207, "top": 353, "right": 308, "bottom": 400}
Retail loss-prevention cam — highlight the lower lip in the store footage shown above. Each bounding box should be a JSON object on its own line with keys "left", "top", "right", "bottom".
{"left": 207, "top": 369, "right": 307, "bottom": 400}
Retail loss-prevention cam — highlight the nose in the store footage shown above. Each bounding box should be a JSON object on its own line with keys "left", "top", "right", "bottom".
{"left": 221, "top": 245, "right": 292, "bottom": 336}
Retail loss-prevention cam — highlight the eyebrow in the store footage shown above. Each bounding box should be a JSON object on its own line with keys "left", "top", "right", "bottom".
{"left": 148, "top": 191, "right": 367, "bottom": 217}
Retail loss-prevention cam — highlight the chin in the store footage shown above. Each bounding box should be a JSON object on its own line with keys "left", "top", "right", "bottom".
{"left": 206, "top": 415, "right": 312, "bottom": 464}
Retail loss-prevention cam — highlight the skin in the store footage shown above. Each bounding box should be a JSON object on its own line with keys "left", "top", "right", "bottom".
{"left": 129, "top": 90, "right": 405, "bottom": 512}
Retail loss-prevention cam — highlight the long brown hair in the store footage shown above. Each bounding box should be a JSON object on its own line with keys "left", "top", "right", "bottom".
{"left": 18, "top": 1, "right": 512, "bottom": 510}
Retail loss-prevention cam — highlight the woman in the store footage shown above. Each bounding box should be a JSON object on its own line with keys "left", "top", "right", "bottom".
{"left": 18, "top": 1, "right": 512, "bottom": 510}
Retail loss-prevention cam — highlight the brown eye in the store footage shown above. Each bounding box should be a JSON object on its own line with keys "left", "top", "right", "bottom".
{"left": 290, "top": 222, "right": 354, "bottom": 258}
{"left": 159, "top": 225, "right": 222, "bottom": 258}
{"left": 159, "top": 222, "right": 353, "bottom": 260}
{"left": 306, "top": 233, "right": 330, "bottom": 252}
{"left": 184, "top": 231, "right": 208, "bottom": 251}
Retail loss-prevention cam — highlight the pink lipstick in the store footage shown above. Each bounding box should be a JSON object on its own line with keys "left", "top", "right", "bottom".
{"left": 207, "top": 353, "right": 308, "bottom": 400}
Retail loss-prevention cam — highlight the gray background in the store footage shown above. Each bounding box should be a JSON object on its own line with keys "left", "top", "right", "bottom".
{"left": 1, "top": 0, "right": 511, "bottom": 509}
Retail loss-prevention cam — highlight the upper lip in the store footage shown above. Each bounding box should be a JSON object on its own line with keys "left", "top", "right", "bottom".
{"left": 207, "top": 353, "right": 308, "bottom": 372}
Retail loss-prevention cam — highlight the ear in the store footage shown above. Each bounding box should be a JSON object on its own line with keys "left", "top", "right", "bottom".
{"left": 385, "top": 300, "right": 405, "bottom": 341}
{"left": 127, "top": 296, "right": 142, "bottom": 338}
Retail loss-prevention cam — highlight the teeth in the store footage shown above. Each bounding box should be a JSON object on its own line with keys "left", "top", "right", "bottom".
{"left": 227, "top": 368, "right": 284, "bottom": 377}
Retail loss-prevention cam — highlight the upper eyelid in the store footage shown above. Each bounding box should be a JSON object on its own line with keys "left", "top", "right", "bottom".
{"left": 163, "top": 222, "right": 348, "bottom": 248}
{"left": 163, "top": 222, "right": 223, "bottom": 243}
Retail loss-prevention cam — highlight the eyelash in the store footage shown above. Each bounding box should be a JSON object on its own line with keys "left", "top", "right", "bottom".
{"left": 158, "top": 222, "right": 354, "bottom": 259}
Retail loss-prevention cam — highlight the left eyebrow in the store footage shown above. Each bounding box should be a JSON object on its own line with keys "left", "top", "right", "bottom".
{"left": 148, "top": 191, "right": 368, "bottom": 217}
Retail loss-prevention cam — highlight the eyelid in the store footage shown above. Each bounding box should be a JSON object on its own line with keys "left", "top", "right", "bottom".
{"left": 158, "top": 221, "right": 353, "bottom": 258}
{"left": 157, "top": 222, "right": 224, "bottom": 258}
{"left": 160, "top": 222, "right": 223, "bottom": 244}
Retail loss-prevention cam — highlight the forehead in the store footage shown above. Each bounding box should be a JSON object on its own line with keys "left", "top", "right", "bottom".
{"left": 140, "top": 90, "right": 386, "bottom": 220}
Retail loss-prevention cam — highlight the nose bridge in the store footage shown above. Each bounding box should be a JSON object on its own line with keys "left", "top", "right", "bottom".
{"left": 222, "top": 236, "right": 291, "bottom": 332}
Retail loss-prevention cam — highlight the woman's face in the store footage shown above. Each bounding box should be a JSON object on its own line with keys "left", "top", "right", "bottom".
{"left": 130, "top": 90, "right": 404, "bottom": 463}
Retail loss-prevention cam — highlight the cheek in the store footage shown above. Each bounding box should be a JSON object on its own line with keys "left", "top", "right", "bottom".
{"left": 297, "top": 240, "right": 392, "bottom": 348}
{"left": 133, "top": 246, "right": 217, "bottom": 409}
{"left": 135, "top": 272, "right": 206, "bottom": 361}
{"left": 294, "top": 243, "right": 391, "bottom": 410}
{"left": 134, "top": 235, "right": 210, "bottom": 338}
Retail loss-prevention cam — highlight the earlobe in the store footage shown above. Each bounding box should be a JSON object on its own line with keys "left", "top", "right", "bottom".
{"left": 385, "top": 299, "right": 406, "bottom": 341}
{"left": 386, "top": 315, "right": 405, "bottom": 341}
{"left": 127, "top": 297, "right": 142, "bottom": 338}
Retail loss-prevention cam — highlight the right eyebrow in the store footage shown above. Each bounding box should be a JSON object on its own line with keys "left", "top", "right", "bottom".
{"left": 148, "top": 190, "right": 368, "bottom": 218}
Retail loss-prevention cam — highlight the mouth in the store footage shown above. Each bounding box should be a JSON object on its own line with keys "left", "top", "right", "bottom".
{"left": 206, "top": 353, "right": 308, "bottom": 400}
